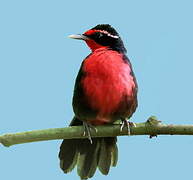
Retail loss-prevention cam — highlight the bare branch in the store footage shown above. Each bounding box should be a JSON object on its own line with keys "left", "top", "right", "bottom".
{"left": 1, "top": 116, "right": 193, "bottom": 147}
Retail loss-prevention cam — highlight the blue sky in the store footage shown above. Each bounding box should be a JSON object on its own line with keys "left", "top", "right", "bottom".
{"left": 0, "top": 0, "right": 193, "bottom": 179}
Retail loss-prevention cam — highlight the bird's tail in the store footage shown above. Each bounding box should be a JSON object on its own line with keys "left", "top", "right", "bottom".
{"left": 59, "top": 117, "right": 118, "bottom": 180}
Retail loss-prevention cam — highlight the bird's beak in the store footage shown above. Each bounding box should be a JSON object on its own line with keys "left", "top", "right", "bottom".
{"left": 68, "top": 34, "right": 89, "bottom": 40}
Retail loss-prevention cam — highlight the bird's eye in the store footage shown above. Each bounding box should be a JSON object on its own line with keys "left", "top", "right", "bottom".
{"left": 95, "top": 32, "right": 103, "bottom": 39}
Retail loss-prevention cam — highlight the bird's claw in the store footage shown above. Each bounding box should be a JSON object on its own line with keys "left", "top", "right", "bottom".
{"left": 83, "top": 122, "right": 97, "bottom": 144}
{"left": 120, "top": 119, "right": 136, "bottom": 135}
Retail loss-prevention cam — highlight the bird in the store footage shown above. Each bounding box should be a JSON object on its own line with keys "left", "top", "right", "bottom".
{"left": 59, "top": 24, "right": 138, "bottom": 179}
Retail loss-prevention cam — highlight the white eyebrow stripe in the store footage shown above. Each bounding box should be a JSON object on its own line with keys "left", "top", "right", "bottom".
{"left": 97, "top": 30, "right": 119, "bottom": 39}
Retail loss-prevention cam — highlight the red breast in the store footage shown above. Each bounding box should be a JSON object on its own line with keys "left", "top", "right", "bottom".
{"left": 81, "top": 48, "right": 136, "bottom": 122}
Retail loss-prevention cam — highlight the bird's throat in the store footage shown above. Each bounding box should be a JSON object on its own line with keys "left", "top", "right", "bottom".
{"left": 85, "top": 39, "right": 108, "bottom": 52}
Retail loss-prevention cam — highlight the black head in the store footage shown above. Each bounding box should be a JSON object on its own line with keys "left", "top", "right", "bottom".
{"left": 83, "top": 24, "right": 127, "bottom": 53}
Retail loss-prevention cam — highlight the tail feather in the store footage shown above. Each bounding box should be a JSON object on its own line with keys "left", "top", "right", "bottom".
{"left": 59, "top": 118, "right": 118, "bottom": 179}
{"left": 59, "top": 139, "right": 79, "bottom": 173}
{"left": 111, "top": 142, "right": 118, "bottom": 167}
{"left": 77, "top": 139, "right": 100, "bottom": 179}
{"left": 98, "top": 138, "right": 111, "bottom": 175}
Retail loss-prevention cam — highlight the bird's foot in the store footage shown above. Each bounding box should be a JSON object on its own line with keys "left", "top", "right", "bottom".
{"left": 83, "top": 121, "right": 97, "bottom": 144}
{"left": 120, "top": 118, "right": 136, "bottom": 135}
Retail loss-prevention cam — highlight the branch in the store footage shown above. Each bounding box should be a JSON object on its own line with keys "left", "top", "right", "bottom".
{"left": 1, "top": 116, "right": 193, "bottom": 147}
